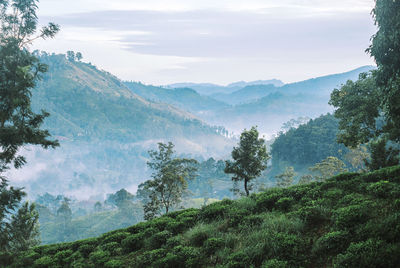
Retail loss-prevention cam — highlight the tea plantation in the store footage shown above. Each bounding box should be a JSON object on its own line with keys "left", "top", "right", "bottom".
{"left": 3, "top": 166, "right": 400, "bottom": 267}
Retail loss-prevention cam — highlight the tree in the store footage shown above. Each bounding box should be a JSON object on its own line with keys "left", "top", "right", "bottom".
{"left": 0, "top": 0, "right": 59, "bottom": 252}
{"left": 106, "top": 188, "right": 134, "bottom": 209}
{"left": 330, "top": 1, "right": 400, "bottom": 147}
{"left": 75, "top": 52, "right": 83, "bottom": 61}
{"left": 309, "top": 156, "right": 348, "bottom": 182}
{"left": 368, "top": 0, "right": 400, "bottom": 141}
{"left": 225, "top": 126, "right": 269, "bottom": 196}
{"left": 7, "top": 202, "right": 40, "bottom": 251}
{"left": 137, "top": 142, "right": 198, "bottom": 220}
{"left": 364, "top": 138, "right": 400, "bottom": 171}
{"left": 275, "top": 166, "right": 296, "bottom": 188}
{"left": 66, "top": 50, "right": 75, "bottom": 62}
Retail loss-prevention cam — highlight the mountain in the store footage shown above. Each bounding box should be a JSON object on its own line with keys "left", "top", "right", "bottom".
{"left": 227, "top": 79, "right": 284, "bottom": 88}
{"left": 9, "top": 52, "right": 234, "bottom": 200}
{"left": 165, "top": 79, "right": 284, "bottom": 96}
{"left": 7, "top": 166, "right": 400, "bottom": 267}
{"left": 211, "top": 84, "right": 278, "bottom": 105}
{"left": 123, "top": 82, "right": 230, "bottom": 117}
{"left": 210, "top": 66, "right": 375, "bottom": 105}
{"left": 210, "top": 66, "right": 376, "bottom": 135}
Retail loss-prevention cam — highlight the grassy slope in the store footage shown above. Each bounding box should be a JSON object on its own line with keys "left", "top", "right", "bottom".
{"left": 5, "top": 166, "right": 400, "bottom": 267}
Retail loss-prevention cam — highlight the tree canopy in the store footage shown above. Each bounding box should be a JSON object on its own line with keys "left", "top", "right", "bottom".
{"left": 225, "top": 126, "right": 269, "bottom": 196}
{"left": 138, "top": 142, "right": 198, "bottom": 219}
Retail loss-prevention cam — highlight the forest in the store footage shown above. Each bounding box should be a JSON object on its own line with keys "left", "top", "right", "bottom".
{"left": 1, "top": 0, "right": 400, "bottom": 267}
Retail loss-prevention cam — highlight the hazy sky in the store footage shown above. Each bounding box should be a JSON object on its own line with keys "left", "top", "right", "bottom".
{"left": 34, "top": 0, "right": 376, "bottom": 85}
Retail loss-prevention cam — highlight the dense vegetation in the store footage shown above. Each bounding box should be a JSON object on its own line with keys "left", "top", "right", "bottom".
{"left": 3, "top": 166, "right": 400, "bottom": 267}
{"left": 271, "top": 114, "right": 348, "bottom": 173}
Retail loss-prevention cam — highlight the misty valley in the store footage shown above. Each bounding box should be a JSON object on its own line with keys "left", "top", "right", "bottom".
{"left": 1, "top": 0, "right": 400, "bottom": 267}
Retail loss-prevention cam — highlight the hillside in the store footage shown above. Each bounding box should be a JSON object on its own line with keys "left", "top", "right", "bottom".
{"left": 6, "top": 166, "right": 400, "bottom": 267}
{"left": 9, "top": 53, "right": 234, "bottom": 201}
{"left": 123, "top": 82, "right": 230, "bottom": 117}
{"left": 34, "top": 53, "right": 227, "bottom": 143}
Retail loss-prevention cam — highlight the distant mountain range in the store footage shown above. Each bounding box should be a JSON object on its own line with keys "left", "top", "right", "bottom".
{"left": 126, "top": 65, "right": 375, "bottom": 135}
{"left": 164, "top": 79, "right": 284, "bottom": 95}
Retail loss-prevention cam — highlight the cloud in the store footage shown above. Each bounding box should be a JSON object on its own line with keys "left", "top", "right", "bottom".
{"left": 35, "top": 1, "right": 376, "bottom": 84}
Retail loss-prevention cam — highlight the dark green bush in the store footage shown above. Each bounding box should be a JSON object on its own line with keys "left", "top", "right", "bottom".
{"left": 334, "top": 239, "right": 400, "bottom": 268}
{"left": 226, "top": 251, "right": 251, "bottom": 268}
{"left": 276, "top": 197, "right": 294, "bottom": 211}
{"left": 262, "top": 259, "right": 289, "bottom": 268}
{"left": 33, "top": 256, "right": 56, "bottom": 268}
{"left": 147, "top": 230, "right": 172, "bottom": 249}
{"left": 54, "top": 249, "right": 73, "bottom": 265}
{"left": 104, "top": 259, "right": 124, "bottom": 268}
{"left": 297, "top": 205, "right": 330, "bottom": 226}
{"left": 134, "top": 248, "right": 167, "bottom": 267}
{"left": 256, "top": 192, "right": 281, "bottom": 211}
{"left": 79, "top": 244, "right": 97, "bottom": 258}
{"left": 121, "top": 233, "right": 144, "bottom": 252}
{"left": 334, "top": 203, "right": 371, "bottom": 229}
{"left": 102, "top": 231, "right": 129, "bottom": 244}
{"left": 101, "top": 242, "right": 121, "bottom": 255}
{"left": 312, "top": 231, "right": 349, "bottom": 256}
{"left": 203, "top": 237, "right": 224, "bottom": 255}
{"left": 199, "top": 199, "right": 232, "bottom": 221}
{"left": 89, "top": 249, "right": 110, "bottom": 266}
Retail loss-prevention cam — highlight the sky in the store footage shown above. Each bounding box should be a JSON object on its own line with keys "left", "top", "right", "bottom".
{"left": 34, "top": 0, "right": 377, "bottom": 85}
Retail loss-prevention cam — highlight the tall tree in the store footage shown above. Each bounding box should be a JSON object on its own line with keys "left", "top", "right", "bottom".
{"left": 330, "top": 1, "right": 400, "bottom": 146}
{"left": 137, "top": 142, "right": 198, "bottom": 220}
{"left": 368, "top": 0, "right": 400, "bottom": 141}
{"left": 0, "top": 0, "right": 59, "bottom": 251}
{"left": 225, "top": 126, "right": 269, "bottom": 196}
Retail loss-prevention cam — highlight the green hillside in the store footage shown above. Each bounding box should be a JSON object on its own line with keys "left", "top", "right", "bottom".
{"left": 33, "top": 53, "right": 226, "bottom": 142}
{"left": 123, "top": 82, "right": 230, "bottom": 117}
{"left": 5, "top": 166, "right": 400, "bottom": 267}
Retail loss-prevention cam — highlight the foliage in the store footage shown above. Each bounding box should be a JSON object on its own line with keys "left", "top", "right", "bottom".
{"left": 271, "top": 114, "right": 348, "bottom": 171}
{"left": 5, "top": 165, "right": 400, "bottom": 267}
{"left": 275, "top": 166, "right": 296, "bottom": 188}
{"left": 330, "top": 1, "right": 400, "bottom": 146}
{"left": 0, "top": 0, "right": 58, "bottom": 253}
{"left": 364, "top": 137, "right": 400, "bottom": 171}
{"left": 225, "top": 126, "right": 269, "bottom": 196}
{"left": 308, "top": 156, "right": 348, "bottom": 182}
{"left": 138, "top": 142, "right": 198, "bottom": 219}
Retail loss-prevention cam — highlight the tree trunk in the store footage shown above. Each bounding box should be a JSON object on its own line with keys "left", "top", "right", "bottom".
{"left": 165, "top": 206, "right": 169, "bottom": 214}
{"left": 244, "top": 179, "right": 249, "bottom": 196}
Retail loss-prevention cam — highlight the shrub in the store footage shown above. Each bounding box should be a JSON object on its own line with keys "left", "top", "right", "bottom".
{"left": 134, "top": 248, "right": 167, "bottom": 267}
{"left": 366, "top": 181, "right": 393, "bottom": 198}
{"left": 262, "top": 259, "right": 289, "bottom": 268}
{"left": 121, "top": 233, "right": 144, "bottom": 252}
{"left": 102, "top": 231, "right": 130, "bottom": 244}
{"left": 203, "top": 237, "right": 225, "bottom": 255}
{"left": 89, "top": 250, "right": 110, "bottom": 266}
{"left": 147, "top": 230, "right": 172, "bottom": 249}
{"left": 334, "top": 203, "right": 371, "bottom": 229}
{"left": 185, "top": 224, "right": 215, "bottom": 247}
{"left": 78, "top": 244, "right": 96, "bottom": 258}
{"left": 54, "top": 249, "right": 73, "bottom": 265}
{"left": 297, "top": 205, "right": 330, "bottom": 226}
{"left": 276, "top": 197, "right": 294, "bottom": 211}
{"left": 334, "top": 239, "right": 400, "bottom": 268}
{"left": 33, "top": 256, "right": 56, "bottom": 268}
{"left": 101, "top": 242, "right": 121, "bottom": 255}
{"left": 200, "top": 200, "right": 232, "bottom": 221}
{"left": 226, "top": 251, "right": 251, "bottom": 268}
{"left": 312, "top": 231, "right": 349, "bottom": 256}
{"left": 104, "top": 259, "right": 124, "bottom": 268}
{"left": 255, "top": 192, "right": 281, "bottom": 211}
